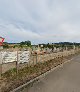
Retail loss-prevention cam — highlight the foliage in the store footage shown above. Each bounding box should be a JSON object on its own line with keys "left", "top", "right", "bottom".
{"left": 20, "top": 41, "right": 31, "bottom": 47}
{"left": 3, "top": 42, "right": 9, "bottom": 48}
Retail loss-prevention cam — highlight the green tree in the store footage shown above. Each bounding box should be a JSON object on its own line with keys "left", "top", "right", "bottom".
{"left": 20, "top": 41, "right": 31, "bottom": 47}
{"left": 25, "top": 41, "right": 31, "bottom": 46}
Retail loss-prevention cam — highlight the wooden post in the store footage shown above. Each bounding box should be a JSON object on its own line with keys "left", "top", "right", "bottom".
{"left": 16, "top": 50, "right": 18, "bottom": 79}
{"left": 28, "top": 53, "right": 31, "bottom": 67}
{"left": 43, "top": 53, "right": 45, "bottom": 63}
{"left": 33, "top": 55, "right": 34, "bottom": 66}
{"left": 36, "top": 54, "right": 37, "bottom": 64}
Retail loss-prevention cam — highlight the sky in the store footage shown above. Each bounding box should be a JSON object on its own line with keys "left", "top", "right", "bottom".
{"left": 0, "top": 0, "right": 80, "bottom": 44}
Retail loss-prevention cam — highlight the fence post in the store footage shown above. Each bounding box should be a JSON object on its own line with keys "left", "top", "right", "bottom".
{"left": 43, "top": 53, "right": 45, "bottom": 63}
{"left": 28, "top": 53, "right": 31, "bottom": 67}
{"left": 36, "top": 54, "right": 37, "bottom": 64}
{"left": 16, "top": 50, "right": 18, "bottom": 79}
{"left": 33, "top": 55, "right": 34, "bottom": 66}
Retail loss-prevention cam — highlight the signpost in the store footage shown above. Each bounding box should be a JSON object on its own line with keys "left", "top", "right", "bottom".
{"left": 0, "top": 37, "right": 4, "bottom": 79}
{"left": 0, "top": 37, "right": 4, "bottom": 46}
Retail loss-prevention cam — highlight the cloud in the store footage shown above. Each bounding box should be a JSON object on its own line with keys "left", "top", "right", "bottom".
{"left": 0, "top": 0, "right": 80, "bottom": 44}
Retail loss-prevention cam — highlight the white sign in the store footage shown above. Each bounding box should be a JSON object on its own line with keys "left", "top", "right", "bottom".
{"left": 1, "top": 51, "right": 30, "bottom": 64}
{"left": 18, "top": 51, "right": 30, "bottom": 63}
{"left": 2, "top": 51, "right": 17, "bottom": 63}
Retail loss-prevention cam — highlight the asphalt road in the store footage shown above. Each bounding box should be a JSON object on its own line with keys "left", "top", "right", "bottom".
{"left": 23, "top": 54, "right": 80, "bottom": 92}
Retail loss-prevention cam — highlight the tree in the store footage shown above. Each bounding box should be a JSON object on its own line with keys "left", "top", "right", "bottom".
{"left": 20, "top": 41, "right": 31, "bottom": 47}
{"left": 25, "top": 41, "right": 31, "bottom": 46}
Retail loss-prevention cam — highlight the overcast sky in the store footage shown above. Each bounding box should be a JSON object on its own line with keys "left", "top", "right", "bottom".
{"left": 0, "top": 0, "right": 80, "bottom": 44}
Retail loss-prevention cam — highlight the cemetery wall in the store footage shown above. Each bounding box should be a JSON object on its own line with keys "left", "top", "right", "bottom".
{"left": 0, "top": 49, "right": 79, "bottom": 73}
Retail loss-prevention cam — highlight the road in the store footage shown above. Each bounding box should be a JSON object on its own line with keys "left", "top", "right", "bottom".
{"left": 23, "top": 54, "right": 80, "bottom": 92}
